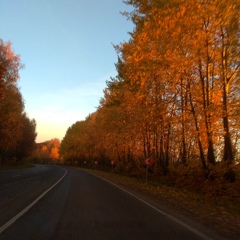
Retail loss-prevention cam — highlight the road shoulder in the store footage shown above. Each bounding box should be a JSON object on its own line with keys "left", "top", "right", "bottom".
{"left": 84, "top": 168, "right": 240, "bottom": 240}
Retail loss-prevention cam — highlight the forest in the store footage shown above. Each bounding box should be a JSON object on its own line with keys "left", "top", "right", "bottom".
{"left": 0, "top": 39, "right": 36, "bottom": 166}
{"left": 60, "top": 0, "right": 240, "bottom": 197}
{"left": 32, "top": 138, "right": 61, "bottom": 164}
{"left": 1, "top": 0, "right": 239, "bottom": 198}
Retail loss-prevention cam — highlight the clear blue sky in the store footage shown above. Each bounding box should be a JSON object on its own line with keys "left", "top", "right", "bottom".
{"left": 0, "top": 0, "right": 133, "bottom": 142}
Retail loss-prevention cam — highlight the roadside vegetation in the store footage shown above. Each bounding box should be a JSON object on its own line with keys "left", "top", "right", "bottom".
{"left": 31, "top": 138, "right": 61, "bottom": 164}
{"left": 1, "top": 1, "right": 239, "bottom": 234}
{"left": 60, "top": 0, "right": 240, "bottom": 203}
{"left": 59, "top": 2, "right": 240, "bottom": 236}
{"left": 1, "top": 0, "right": 239, "bottom": 237}
{"left": 0, "top": 39, "right": 37, "bottom": 167}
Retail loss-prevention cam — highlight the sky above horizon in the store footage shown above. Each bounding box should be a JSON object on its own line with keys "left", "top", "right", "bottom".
{"left": 0, "top": 0, "right": 134, "bottom": 142}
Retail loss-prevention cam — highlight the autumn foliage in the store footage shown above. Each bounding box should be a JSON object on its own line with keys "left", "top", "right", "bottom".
{"left": 32, "top": 139, "right": 61, "bottom": 164}
{"left": 60, "top": 0, "right": 240, "bottom": 197}
{"left": 0, "top": 39, "right": 37, "bottom": 165}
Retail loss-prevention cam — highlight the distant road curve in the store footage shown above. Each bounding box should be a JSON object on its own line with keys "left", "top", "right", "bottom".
{"left": 0, "top": 166, "right": 227, "bottom": 240}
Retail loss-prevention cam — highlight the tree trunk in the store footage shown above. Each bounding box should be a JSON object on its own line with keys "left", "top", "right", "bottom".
{"left": 198, "top": 60, "right": 216, "bottom": 165}
{"left": 188, "top": 81, "right": 207, "bottom": 169}
{"left": 221, "top": 27, "right": 233, "bottom": 163}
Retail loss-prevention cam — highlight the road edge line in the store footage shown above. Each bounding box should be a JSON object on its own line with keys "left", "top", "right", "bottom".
{"left": 0, "top": 168, "right": 67, "bottom": 234}
{"left": 90, "top": 173, "right": 213, "bottom": 240}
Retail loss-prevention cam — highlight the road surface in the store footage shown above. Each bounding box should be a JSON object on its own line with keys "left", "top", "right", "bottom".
{"left": 0, "top": 165, "right": 225, "bottom": 240}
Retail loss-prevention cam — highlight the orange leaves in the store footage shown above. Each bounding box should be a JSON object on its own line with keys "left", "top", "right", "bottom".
{"left": 0, "top": 40, "right": 22, "bottom": 85}
{"left": 0, "top": 39, "right": 36, "bottom": 165}
{"left": 49, "top": 147, "right": 59, "bottom": 160}
{"left": 60, "top": 0, "right": 239, "bottom": 173}
{"left": 116, "top": 0, "right": 240, "bottom": 165}
{"left": 33, "top": 139, "right": 61, "bottom": 164}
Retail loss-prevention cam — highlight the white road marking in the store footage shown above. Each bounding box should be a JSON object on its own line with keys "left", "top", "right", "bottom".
{"left": 0, "top": 168, "right": 67, "bottom": 234}
{"left": 12, "top": 175, "right": 21, "bottom": 178}
{"left": 92, "top": 173, "right": 214, "bottom": 240}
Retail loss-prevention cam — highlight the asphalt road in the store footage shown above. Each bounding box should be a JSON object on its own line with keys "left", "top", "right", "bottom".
{"left": 0, "top": 166, "right": 225, "bottom": 240}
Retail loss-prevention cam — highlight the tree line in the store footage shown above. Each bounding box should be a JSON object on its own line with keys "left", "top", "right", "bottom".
{"left": 0, "top": 39, "right": 37, "bottom": 166}
{"left": 60, "top": 0, "right": 240, "bottom": 188}
{"left": 31, "top": 138, "right": 61, "bottom": 164}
